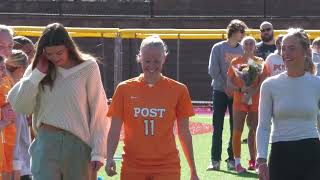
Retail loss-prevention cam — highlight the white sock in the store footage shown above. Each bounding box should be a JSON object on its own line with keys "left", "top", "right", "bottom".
{"left": 235, "top": 158, "right": 241, "bottom": 166}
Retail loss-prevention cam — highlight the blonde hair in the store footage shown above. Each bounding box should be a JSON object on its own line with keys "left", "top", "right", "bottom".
{"left": 241, "top": 36, "right": 256, "bottom": 46}
{"left": 312, "top": 36, "right": 320, "bottom": 48}
{"left": 0, "top": 25, "right": 13, "bottom": 36}
{"left": 276, "top": 34, "right": 285, "bottom": 44}
{"left": 5, "top": 49, "right": 28, "bottom": 72}
{"left": 284, "top": 28, "right": 316, "bottom": 75}
{"left": 139, "top": 35, "right": 168, "bottom": 56}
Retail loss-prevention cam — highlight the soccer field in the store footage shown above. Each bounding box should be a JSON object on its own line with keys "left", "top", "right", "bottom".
{"left": 98, "top": 115, "right": 259, "bottom": 180}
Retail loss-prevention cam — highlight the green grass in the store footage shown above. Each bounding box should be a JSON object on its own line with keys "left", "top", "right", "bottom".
{"left": 98, "top": 115, "right": 259, "bottom": 180}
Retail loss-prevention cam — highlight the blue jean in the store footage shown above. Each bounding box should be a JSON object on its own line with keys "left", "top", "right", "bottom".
{"left": 211, "top": 90, "right": 234, "bottom": 161}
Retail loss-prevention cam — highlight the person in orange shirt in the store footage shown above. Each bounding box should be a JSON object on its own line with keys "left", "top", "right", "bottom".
{"left": 105, "top": 35, "right": 199, "bottom": 180}
{"left": 0, "top": 24, "right": 17, "bottom": 180}
{"left": 227, "top": 36, "right": 267, "bottom": 173}
{"left": 0, "top": 58, "right": 16, "bottom": 180}
{"left": 0, "top": 55, "right": 16, "bottom": 180}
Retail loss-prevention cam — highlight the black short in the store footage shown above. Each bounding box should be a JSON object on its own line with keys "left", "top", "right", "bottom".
{"left": 269, "top": 138, "right": 320, "bottom": 180}
{"left": 21, "top": 175, "right": 32, "bottom": 180}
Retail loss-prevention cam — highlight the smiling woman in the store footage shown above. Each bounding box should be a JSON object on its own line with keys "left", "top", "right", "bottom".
{"left": 257, "top": 28, "right": 320, "bottom": 180}
{"left": 7, "top": 23, "right": 110, "bottom": 180}
{"left": 0, "top": 25, "right": 14, "bottom": 58}
{"left": 106, "top": 35, "right": 199, "bottom": 180}
{"left": 227, "top": 36, "right": 267, "bottom": 173}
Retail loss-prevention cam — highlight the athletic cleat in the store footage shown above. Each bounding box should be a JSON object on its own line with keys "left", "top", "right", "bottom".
{"left": 235, "top": 164, "right": 247, "bottom": 174}
{"left": 248, "top": 159, "right": 256, "bottom": 170}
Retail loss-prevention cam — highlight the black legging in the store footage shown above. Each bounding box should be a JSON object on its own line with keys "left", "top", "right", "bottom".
{"left": 269, "top": 138, "right": 320, "bottom": 180}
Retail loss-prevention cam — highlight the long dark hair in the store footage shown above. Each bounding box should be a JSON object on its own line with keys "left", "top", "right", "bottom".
{"left": 32, "top": 23, "right": 91, "bottom": 89}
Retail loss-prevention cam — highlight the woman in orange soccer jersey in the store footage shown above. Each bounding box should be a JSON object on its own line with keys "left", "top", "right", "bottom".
{"left": 0, "top": 24, "right": 17, "bottom": 180}
{"left": 106, "top": 35, "right": 199, "bottom": 180}
{"left": 6, "top": 50, "right": 31, "bottom": 180}
{"left": 227, "top": 36, "right": 267, "bottom": 173}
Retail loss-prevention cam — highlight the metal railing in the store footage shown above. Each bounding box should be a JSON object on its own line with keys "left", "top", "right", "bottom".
{"left": 11, "top": 26, "right": 320, "bottom": 92}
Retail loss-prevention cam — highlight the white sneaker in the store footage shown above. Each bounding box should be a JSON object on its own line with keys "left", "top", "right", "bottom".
{"left": 207, "top": 161, "right": 220, "bottom": 171}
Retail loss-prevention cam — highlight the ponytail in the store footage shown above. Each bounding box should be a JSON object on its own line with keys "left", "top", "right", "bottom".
{"left": 304, "top": 55, "right": 316, "bottom": 75}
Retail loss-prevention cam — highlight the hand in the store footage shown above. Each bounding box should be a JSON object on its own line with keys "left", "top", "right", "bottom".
{"left": 241, "top": 93, "right": 251, "bottom": 104}
{"left": 90, "top": 161, "right": 103, "bottom": 172}
{"left": 224, "top": 87, "right": 233, "bottom": 98}
{"left": 37, "top": 54, "right": 49, "bottom": 73}
{"left": 105, "top": 159, "right": 117, "bottom": 177}
{"left": 258, "top": 163, "right": 269, "bottom": 180}
{"left": 240, "top": 86, "right": 250, "bottom": 93}
{"left": 1, "top": 103, "right": 16, "bottom": 122}
{"left": 247, "top": 87, "right": 256, "bottom": 96}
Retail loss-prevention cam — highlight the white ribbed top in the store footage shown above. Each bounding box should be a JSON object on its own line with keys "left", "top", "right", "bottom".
{"left": 257, "top": 72, "right": 320, "bottom": 159}
{"left": 8, "top": 59, "right": 109, "bottom": 162}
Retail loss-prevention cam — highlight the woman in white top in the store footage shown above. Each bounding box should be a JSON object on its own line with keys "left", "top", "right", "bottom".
{"left": 8, "top": 23, "right": 109, "bottom": 180}
{"left": 256, "top": 28, "right": 320, "bottom": 180}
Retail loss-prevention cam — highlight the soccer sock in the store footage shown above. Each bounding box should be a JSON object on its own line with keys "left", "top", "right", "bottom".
{"left": 235, "top": 158, "right": 241, "bottom": 166}
{"left": 232, "top": 130, "right": 242, "bottom": 158}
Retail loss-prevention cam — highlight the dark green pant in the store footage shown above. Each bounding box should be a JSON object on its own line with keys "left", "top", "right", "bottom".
{"left": 29, "top": 128, "right": 91, "bottom": 180}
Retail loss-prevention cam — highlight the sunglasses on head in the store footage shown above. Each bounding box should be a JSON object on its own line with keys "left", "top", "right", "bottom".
{"left": 260, "top": 28, "right": 272, "bottom": 32}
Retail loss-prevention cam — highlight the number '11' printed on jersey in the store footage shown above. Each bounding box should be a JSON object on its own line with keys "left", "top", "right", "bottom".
{"left": 134, "top": 107, "right": 166, "bottom": 136}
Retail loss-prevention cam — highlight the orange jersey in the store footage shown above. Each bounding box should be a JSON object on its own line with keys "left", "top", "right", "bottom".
{"left": 0, "top": 124, "right": 16, "bottom": 173}
{"left": 107, "top": 74, "right": 194, "bottom": 173}
{"left": 0, "top": 69, "right": 14, "bottom": 107}
{"left": 227, "top": 56, "right": 268, "bottom": 110}
{"left": 0, "top": 66, "right": 15, "bottom": 173}
{"left": 0, "top": 71, "right": 15, "bottom": 144}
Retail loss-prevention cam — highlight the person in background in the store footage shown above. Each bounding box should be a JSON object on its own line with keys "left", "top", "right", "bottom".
{"left": 257, "top": 28, "right": 320, "bottom": 180}
{"left": 264, "top": 35, "right": 286, "bottom": 76}
{"left": 7, "top": 23, "right": 109, "bottom": 180}
{"left": 207, "top": 19, "right": 247, "bottom": 171}
{"left": 256, "top": 21, "right": 277, "bottom": 60}
{"left": 227, "top": 36, "right": 267, "bottom": 173}
{"left": 13, "top": 36, "right": 36, "bottom": 140}
{"left": 105, "top": 35, "right": 199, "bottom": 180}
{"left": 0, "top": 24, "right": 17, "bottom": 180}
{"left": 311, "top": 37, "right": 320, "bottom": 75}
{"left": 241, "top": 21, "right": 278, "bottom": 148}
{"left": 311, "top": 37, "right": 320, "bottom": 134}
{"left": 13, "top": 36, "right": 35, "bottom": 64}
{"left": 6, "top": 50, "right": 31, "bottom": 180}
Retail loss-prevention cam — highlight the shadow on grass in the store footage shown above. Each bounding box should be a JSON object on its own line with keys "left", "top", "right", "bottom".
{"left": 208, "top": 169, "right": 258, "bottom": 178}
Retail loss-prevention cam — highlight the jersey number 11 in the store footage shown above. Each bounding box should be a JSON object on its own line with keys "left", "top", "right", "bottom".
{"left": 144, "top": 119, "right": 155, "bottom": 136}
